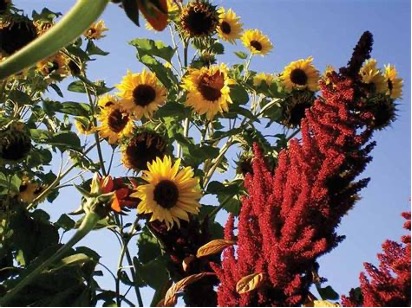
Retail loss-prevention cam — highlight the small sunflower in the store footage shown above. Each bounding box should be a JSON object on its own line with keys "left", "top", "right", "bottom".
{"left": 74, "top": 117, "right": 95, "bottom": 135}
{"left": 19, "top": 179, "right": 47, "bottom": 203}
{"left": 97, "top": 104, "right": 134, "bottom": 145}
{"left": 383, "top": 64, "right": 403, "bottom": 99}
{"left": 84, "top": 20, "right": 108, "bottom": 40}
{"left": 180, "top": 0, "right": 219, "bottom": 39}
{"left": 359, "top": 59, "right": 387, "bottom": 94}
{"left": 217, "top": 7, "right": 243, "bottom": 43}
{"left": 131, "top": 156, "right": 202, "bottom": 229}
{"left": 0, "top": 0, "right": 11, "bottom": 13}
{"left": 182, "top": 63, "right": 234, "bottom": 120}
{"left": 253, "top": 72, "right": 275, "bottom": 87}
{"left": 0, "top": 18, "right": 37, "bottom": 55}
{"left": 281, "top": 90, "right": 316, "bottom": 128}
{"left": 116, "top": 70, "right": 167, "bottom": 120}
{"left": 36, "top": 52, "right": 69, "bottom": 76}
{"left": 241, "top": 29, "right": 272, "bottom": 56}
{"left": 280, "top": 56, "right": 320, "bottom": 92}
{"left": 121, "top": 131, "right": 168, "bottom": 172}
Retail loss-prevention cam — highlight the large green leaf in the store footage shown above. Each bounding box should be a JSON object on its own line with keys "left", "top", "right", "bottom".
{"left": 130, "top": 38, "right": 176, "bottom": 62}
{"left": 49, "top": 131, "right": 82, "bottom": 151}
{"left": 137, "top": 226, "right": 161, "bottom": 264}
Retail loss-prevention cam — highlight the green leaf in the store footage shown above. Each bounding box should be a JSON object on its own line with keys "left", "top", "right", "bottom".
{"left": 53, "top": 253, "right": 90, "bottom": 269}
{"left": 8, "top": 90, "right": 32, "bottom": 106}
{"left": 135, "top": 256, "right": 169, "bottom": 289}
{"left": 60, "top": 101, "right": 92, "bottom": 116}
{"left": 230, "top": 84, "right": 249, "bottom": 105}
{"left": 137, "top": 226, "right": 161, "bottom": 264}
{"left": 9, "top": 174, "right": 21, "bottom": 194}
{"left": 86, "top": 40, "right": 109, "bottom": 56}
{"left": 317, "top": 285, "right": 340, "bottom": 301}
{"left": 122, "top": 0, "right": 141, "bottom": 27}
{"left": 55, "top": 214, "right": 76, "bottom": 231}
{"left": 75, "top": 246, "right": 101, "bottom": 262}
{"left": 139, "top": 54, "right": 177, "bottom": 89}
{"left": 130, "top": 38, "right": 176, "bottom": 62}
{"left": 50, "top": 84, "right": 64, "bottom": 98}
{"left": 68, "top": 80, "right": 87, "bottom": 93}
{"left": 103, "top": 300, "right": 118, "bottom": 307}
{"left": 234, "top": 51, "right": 248, "bottom": 59}
{"left": 155, "top": 101, "right": 189, "bottom": 119}
{"left": 210, "top": 42, "right": 224, "bottom": 54}
{"left": 49, "top": 131, "right": 82, "bottom": 151}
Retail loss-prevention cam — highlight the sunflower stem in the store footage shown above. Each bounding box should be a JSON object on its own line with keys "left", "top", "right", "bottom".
{"left": 0, "top": 212, "right": 100, "bottom": 306}
{"left": 0, "top": 0, "right": 110, "bottom": 79}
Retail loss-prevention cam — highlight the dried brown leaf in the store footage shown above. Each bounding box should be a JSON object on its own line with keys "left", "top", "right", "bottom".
{"left": 236, "top": 272, "right": 264, "bottom": 294}
{"left": 196, "top": 239, "right": 235, "bottom": 258}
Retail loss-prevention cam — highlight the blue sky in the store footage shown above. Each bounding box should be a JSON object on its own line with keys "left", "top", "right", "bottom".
{"left": 13, "top": 0, "right": 411, "bottom": 305}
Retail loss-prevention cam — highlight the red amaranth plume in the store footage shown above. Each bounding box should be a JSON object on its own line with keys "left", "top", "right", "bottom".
{"left": 342, "top": 212, "right": 411, "bottom": 307}
{"left": 211, "top": 32, "right": 378, "bottom": 306}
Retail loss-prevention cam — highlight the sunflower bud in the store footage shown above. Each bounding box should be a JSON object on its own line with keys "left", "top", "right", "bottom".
{"left": 76, "top": 173, "right": 114, "bottom": 219}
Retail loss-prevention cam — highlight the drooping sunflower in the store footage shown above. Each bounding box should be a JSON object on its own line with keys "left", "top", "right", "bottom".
{"left": 241, "top": 29, "right": 272, "bottom": 56}
{"left": 0, "top": 122, "right": 31, "bottom": 161}
{"left": 383, "top": 64, "right": 403, "bottom": 99}
{"left": 121, "top": 130, "right": 168, "bottom": 172}
{"left": 97, "top": 104, "right": 134, "bottom": 145}
{"left": 217, "top": 7, "right": 243, "bottom": 43}
{"left": 0, "top": 18, "right": 37, "bottom": 55}
{"left": 280, "top": 56, "right": 320, "bottom": 92}
{"left": 116, "top": 70, "right": 167, "bottom": 120}
{"left": 179, "top": 0, "right": 219, "bottom": 39}
{"left": 182, "top": 63, "right": 234, "bottom": 120}
{"left": 84, "top": 20, "right": 108, "bottom": 40}
{"left": 131, "top": 156, "right": 202, "bottom": 229}
{"left": 36, "top": 52, "right": 69, "bottom": 76}
{"left": 359, "top": 59, "right": 387, "bottom": 94}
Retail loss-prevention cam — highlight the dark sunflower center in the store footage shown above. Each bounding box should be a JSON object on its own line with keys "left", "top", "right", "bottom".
{"left": 250, "top": 40, "right": 263, "bottom": 51}
{"left": 184, "top": 6, "right": 216, "bottom": 36}
{"left": 68, "top": 60, "right": 81, "bottom": 76}
{"left": 153, "top": 180, "right": 179, "bottom": 209}
{"left": 198, "top": 71, "right": 224, "bottom": 101}
{"left": 220, "top": 21, "right": 231, "bottom": 34}
{"left": 108, "top": 109, "right": 129, "bottom": 133}
{"left": 0, "top": 135, "right": 32, "bottom": 161}
{"left": 290, "top": 68, "right": 308, "bottom": 85}
{"left": 125, "top": 132, "right": 166, "bottom": 171}
{"left": 133, "top": 85, "right": 156, "bottom": 107}
{"left": 0, "top": 20, "right": 37, "bottom": 55}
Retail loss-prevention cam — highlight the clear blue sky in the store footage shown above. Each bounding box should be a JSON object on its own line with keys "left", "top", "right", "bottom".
{"left": 13, "top": 0, "right": 411, "bottom": 305}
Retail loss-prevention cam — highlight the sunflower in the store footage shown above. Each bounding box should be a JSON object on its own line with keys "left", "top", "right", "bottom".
{"left": 253, "top": 72, "right": 275, "bottom": 87}
{"left": 116, "top": 70, "right": 167, "bottom": 120}
{"left": 84, "top": 20, "right": 108, "bottom": 40}
{"left": 36, "top": 52, "right": 69, "bottom": 76}
{"left": 280, "top": 56, "right": 320, "bottom": 92}
{"left": 383, "top": 64, "right": 403, "bottom": 99}
{"left": 217, "top": 7, "right": 243, "bottom": 43}
{"left": 241, "top": 29, "right": 272, "bottom": 56}
{"left": 131, "top": 156, "right": 202, "bottom": 229}
{"left": 182, "top": 63, "right": 234, "bottom": 120}
{"left": 19, "top": 179, "right": 46, "bottom": 203}
{"left": 359, "top": 59, "right": 387, "bottom": 94}
{"left": 0, "top": 0, "right": 11, "bottom": 13}
{"left": 0, "top": 18, "right": 37, "bottom": 55}
{"left": 97, "top": 104, "right": 134, "bottom": 144}
{"left": 180, "top": 0, "right": 219, "bottom": 39}
{"left": 121, "top": 130, "right": 168, "bottom": 172}
{"left": 0, "top": 122, "right": 31, "bottom": 161}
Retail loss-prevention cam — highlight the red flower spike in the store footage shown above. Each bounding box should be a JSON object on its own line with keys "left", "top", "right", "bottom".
{"left": 342, "top": 212, "right": 411, "bottom": 307}
{"left": 212, "top": 33, "right": 381, "bottom": 306}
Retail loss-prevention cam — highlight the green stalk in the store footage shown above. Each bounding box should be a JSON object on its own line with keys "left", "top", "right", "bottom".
{"left": 0, "top": 212, "right": 100, "bottom": 306}
{"left": 0, "top": 0, "right": 110, "bottom": 79}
